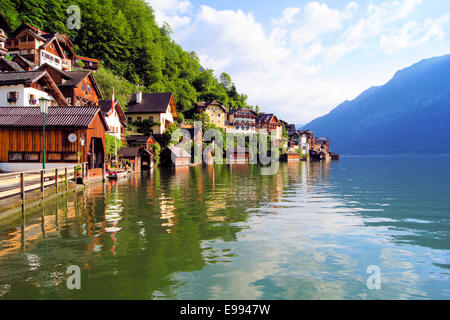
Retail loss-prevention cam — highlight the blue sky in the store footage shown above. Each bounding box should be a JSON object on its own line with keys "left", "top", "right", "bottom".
{"left": 147, "top": 0, "right": 450, "bottom": 124}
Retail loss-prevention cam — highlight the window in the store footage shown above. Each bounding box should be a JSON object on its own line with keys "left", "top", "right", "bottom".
{"left": 29, "top": 94, "right": 36, "bottom": 105}
{"left": 8, "top": 152, "right": 40, "bottom": 162}
{"left": 149, "top": 117, "right": 154, "bottom": 122}
{"left": 9, "top": 152, "right": 23, "bottom": 161}
{"left": 64, "top": 153, "right": 78, "bottom": 162}
{"left": 7, "top": 92, "right": 18, "bottom": 103}
{"left": 128, "top": 117, "right": 132, "bottom": 124}
{"left": 137, "top": 117, "right": 142, "bottom": 122}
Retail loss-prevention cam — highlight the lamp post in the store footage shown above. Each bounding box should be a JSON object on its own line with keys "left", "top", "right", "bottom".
{"left": 39, "top": 98, "right": 50, "bottom": 170}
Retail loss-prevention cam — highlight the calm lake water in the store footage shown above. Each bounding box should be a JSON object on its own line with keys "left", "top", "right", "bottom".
{"left": 0, "top": 156, "right": 449, "bottom": 300}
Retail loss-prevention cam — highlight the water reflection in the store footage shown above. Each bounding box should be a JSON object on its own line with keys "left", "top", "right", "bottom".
{"left": 0, "top": 156, "right": 449, "bottom": 299}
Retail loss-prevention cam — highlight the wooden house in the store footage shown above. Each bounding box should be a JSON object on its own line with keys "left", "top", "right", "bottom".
{"left": 281, "top": 150, "right": 301, "bottom": 162}
{"left": 0, "top": 70, "right": 69, "bottom": 107}
{"left": 58, "top": 71, "right": 102, "bottom": 106}
{"left": 127, "top": 135, "right": 156, "bottom": 150}
{"left": 0, "top": 106, "right": 109, "bottom": 177}
{"left": 125, "top": 92, "right": 178, "bottom": 135}
{"left": 196, "top": 100, "right": 227, "bottom": 129}
{"left": 160, "top": 146, "right": 191, "bottom": 167}
{"left": 4, "top": 22, "right": 93, "bottom": 73}
{"left": 257, "top": 113, "right": 282, "bottom": 139}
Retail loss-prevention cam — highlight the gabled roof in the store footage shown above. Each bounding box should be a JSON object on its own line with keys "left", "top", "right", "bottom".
{"left": 0, "top": 106, "right": 108, "bottom": 130}
{"left": 196, "top": 100, "right": 227, "bottom": 112}
{"left": 60, "top": 71, "right": 103, "bottom": 99}
{"left": 126, "top": 92, "right": 177, "bottom": 117}
{"left": 0, "top": 57, "right": 24, "bottom": 72}
{"left": 13, "top": 55, "right": 36, "bottom": 70}
{"left": 118, "top": 147, "right": 140, "bottom": 158}
{"left": 99, "top": 99, "right": 127, "bottom": 127}
{"left": 0, "top": 70, "right": 47, "bottom": 85}
{"left": 257, "top": 113, "right": 280, "bottom": 124}
{"left": 127, "top": 135, "right": 155, "bottom": 144}
{"left": 76, "top": 55, "right": 100, "bottom": 63}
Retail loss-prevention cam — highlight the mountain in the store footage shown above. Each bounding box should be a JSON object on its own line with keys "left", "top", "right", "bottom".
{"left": 304, "top": 54, "right": 450, "bottom": 154}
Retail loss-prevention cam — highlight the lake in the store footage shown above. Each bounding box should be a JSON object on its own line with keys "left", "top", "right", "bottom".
{"left": 0, "top": 156, "right": 449, "bottom": 299}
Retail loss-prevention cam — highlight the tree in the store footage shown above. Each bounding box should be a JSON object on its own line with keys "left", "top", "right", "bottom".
{"left": 105, "top": 134, "right": 124, "bottom": 160}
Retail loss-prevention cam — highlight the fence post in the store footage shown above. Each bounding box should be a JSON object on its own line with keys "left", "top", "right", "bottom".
{"left": 55, "top": 168, "right": 59, "bottom": 193}
{"left": 65, "top": 168, "right": 68, "bottom": 193}
{"left": 102, "top": 163, "right": 106, "bottom": 182}
{"left": 20, "top": 172, "right": 25, "bottom": 213}
{"left": 74, "top": 166, "right": 77, "bottom": 187}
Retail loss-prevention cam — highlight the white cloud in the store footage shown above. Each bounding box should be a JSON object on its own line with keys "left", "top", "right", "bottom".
{"left": 148, "top": 0, "right": 447, "bottom": 123}
{"left": 146, "top": 0, "right": 193, "bottom": 28}
{"left": 380, "top": 14, "right": 450, "bottom": 53}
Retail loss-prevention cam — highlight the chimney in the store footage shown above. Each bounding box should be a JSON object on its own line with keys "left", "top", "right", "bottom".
{"left": 136, "top": 91, "right": 142, "bottom": 104}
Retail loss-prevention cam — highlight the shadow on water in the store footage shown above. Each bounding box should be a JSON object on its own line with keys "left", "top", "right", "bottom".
{"left": 0, "top": 156, "right": 449, "bottom": 299}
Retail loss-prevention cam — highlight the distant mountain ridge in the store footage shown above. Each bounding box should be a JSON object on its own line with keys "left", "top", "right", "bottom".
{"left": 304, "top": 54, "right": 450, "bottom": 154}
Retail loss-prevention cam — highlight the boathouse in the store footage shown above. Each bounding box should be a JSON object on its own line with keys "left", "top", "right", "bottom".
{"left": 160, "top": 146, "right": 191, "bottom": 167}
{"left": 0, "top": 106, "right": 109, "bottom": 177}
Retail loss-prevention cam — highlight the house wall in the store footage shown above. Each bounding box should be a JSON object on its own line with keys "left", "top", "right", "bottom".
{"left": 205, "top": 105, "right": 226, "bottom": 128}
{"left": 126, "top": 105, "right": 174, "bottom": 135}
{"left": 74, "top": 76, "right": 99, "bottom": 106}
{"left": 105, "top": 109, "right": 123, "bottom": 140}
{"left": 40, "top": 49, "right": 63, "bottom": 70}
{"left": 0, "top": 84, "right": 56, "bottom": 107}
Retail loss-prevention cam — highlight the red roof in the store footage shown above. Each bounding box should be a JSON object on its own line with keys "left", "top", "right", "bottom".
{"left": 76, "top": 55, "right": 100, "bottom": 63}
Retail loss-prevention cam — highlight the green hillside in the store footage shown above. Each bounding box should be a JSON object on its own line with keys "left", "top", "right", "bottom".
{"left": 0, "top": 0, "right": 251, "bottom": 111}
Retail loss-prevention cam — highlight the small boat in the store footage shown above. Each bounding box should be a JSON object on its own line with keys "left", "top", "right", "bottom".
{"left": 107, "top": 171, "right": 128, "bottom": 180}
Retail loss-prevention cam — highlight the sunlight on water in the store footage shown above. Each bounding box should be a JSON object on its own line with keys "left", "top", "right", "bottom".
{"left": 0, "top": 156, "right": 449, "bottom": 299}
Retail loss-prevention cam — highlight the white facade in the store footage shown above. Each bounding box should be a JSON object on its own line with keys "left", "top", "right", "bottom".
{"left": 40, "top": 50, "right": 63, "bottom": 70}
{"left": 0, "top": 84, "right": 57, "bottom": 107}
{"left": 105, "top": 107, "right": 123, "bottom": 140}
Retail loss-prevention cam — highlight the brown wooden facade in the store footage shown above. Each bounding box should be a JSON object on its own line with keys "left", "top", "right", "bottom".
{"left": 0, "top": 108, "right": 108, "bottom": 174}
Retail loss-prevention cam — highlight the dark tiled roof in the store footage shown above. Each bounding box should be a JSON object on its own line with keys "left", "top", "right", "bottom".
{"left": 126, "top": 92, "right": 173, "bottom": 113}
{"left": 14, "top": 55, "right": 36, "bottom": 68}
{"left": 228, "top": 107, "right": 258, "bottom": 115}
{"left": 257, "top": 113, "right": 276, "bottom": 123}
{"left": 128, "top": 135, "right": 152, "bottom": 143}
{"left": 0, "top": 106, "right": 102, "bottom": 128}
{"left": 59, "top": 71, "right": 90, "bottom": 87}
{"left": 99, "top": 100, "right": 113, "bottom": 114}
{"left": 118, "top": 147, "right": 140, "bottom": 158}
{"left": 0, "top": 71, "right": 46, "bottom": 85}
{"left": 0, "top": 57, "right": 24, "bottom": 72}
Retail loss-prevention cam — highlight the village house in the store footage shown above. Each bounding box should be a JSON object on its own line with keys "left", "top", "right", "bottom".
{"left": 196, "top": 100, "right": 227, "bottom": 129}
{"left": 75, "top": 56, "right": 100, "bottom": 72}
{"left": 99, "top": 98, "right": 127, "bottom": 141}
{"left": 226, "top": 107, "right": 259, "bottom": 134}
{"left": 160, "top": 146, "right": 191, "bottom": 167}
{"left": 0, "top": 70, "right": 68, "bottom": 107}
{"left": 257, "top": 113, "right": 283, "bottom": 140}
{"left": 127, "top": 135, "right": 156, "bottom": 150}
{"left": 57, "top": 70, "right": 102, "bottom": 106}
{"left": 0, "top": 106, "right": 109, "bottom": 177}
{"left": 125, "top": 92, "right": 178, "bottom": 135}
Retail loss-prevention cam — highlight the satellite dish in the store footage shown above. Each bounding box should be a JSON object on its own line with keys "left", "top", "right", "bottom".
{"left": 68, "top": 133, "right": 78, "bottom": 143}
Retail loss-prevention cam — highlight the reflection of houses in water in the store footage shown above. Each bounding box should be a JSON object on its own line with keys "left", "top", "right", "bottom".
{"left": 159, "top": 191, "right": 178, "bottom": 234}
